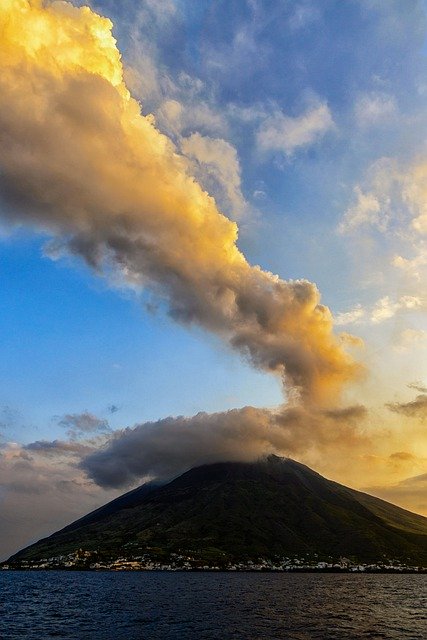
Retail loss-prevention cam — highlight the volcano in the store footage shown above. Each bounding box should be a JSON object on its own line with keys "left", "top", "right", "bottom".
{"left": 8, "top": 456, "right": 427, "bottom": 565}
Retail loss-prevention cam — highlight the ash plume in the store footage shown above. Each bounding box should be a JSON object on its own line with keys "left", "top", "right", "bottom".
{"left": 0, "top": 1, "right": 360, "bottom": 405}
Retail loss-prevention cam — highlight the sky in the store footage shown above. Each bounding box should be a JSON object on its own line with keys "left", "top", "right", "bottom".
{"left": 0, "top": 0, "right": 427, "bottom": 560}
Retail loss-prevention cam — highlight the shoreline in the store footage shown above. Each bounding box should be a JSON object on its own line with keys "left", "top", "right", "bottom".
{"left": 2, "top": 567, "right": 426, "bottom": 574}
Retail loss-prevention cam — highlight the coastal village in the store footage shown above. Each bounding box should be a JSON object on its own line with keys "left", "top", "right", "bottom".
{"left": 2, "top": 549, "right": 426, "bottom": 573}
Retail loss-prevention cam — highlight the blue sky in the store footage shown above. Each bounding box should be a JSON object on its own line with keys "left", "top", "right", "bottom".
{"left": 0, "top": 232, "right": 281, "bottom": 443}
{"left": 1, "top": 0, "right": 427, "bottom": 558}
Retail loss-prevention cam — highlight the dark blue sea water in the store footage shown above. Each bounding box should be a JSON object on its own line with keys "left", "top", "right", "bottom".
{"left": 0, "top": 571, "right": 425, "bottom": 639}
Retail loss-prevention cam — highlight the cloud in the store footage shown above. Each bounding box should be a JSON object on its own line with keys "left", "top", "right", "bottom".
{"left": 334, "top": 296, "right": 425, "bottom": 327}
{"left": 0, "top": 439, "right": 118, "bottom": 560}
{"left": 157, "top": 96, "right": 227, "bottom": 139}
{"left": 24, "top": 439, "right": 93, "bottom": 456}
{"left": 180, "top": 132, "right": 248, "bottom": 219}
{"left": 256, "top": 100, "right": 334, "bottom": 157}
{"left": 56, "top": 412, "right": 110, "bottom": 440}
{"left": 338, "top": 332, "right": 365, "bottom": 349}
{"left": 386, "top": 394, "right": 427, "bottom": 420}
{"left": 108, "top": 404, "right": 121, "bottom": 414}
{"left": 388, "top": 451, "right": 417, "bottom": 463}
{"left": 365, "top": 472, "right": 427, "bottom": 517}
{"left": 81, "top": 403, "right": 368, "bottom": 488}
{"left": 354, "top": 92, "right": 397, "bottom": 128}
{"left": 335, "top": 304, "right": 366, "bottom": 327}
{"left": 371, "top": 295, "right": 423, "bottom": 323}
{"left": 393, "top": 252, "right": 427, "bottom": 281}
{"left": 338, "top": 187, "right": 383, "bottom": 234}
{"left": 339, "top": 158, "right": 427, "bottom": 285}
{"left": 0, "top": 0, "right": 358, "bottom": 403}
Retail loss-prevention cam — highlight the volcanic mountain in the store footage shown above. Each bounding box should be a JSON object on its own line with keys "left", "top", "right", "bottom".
{"left": 8, "top": 456, "right": 427, "bottom": 565}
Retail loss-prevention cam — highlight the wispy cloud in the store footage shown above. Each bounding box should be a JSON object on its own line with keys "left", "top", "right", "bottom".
{"left": 256, "top": 100, "right": 334, "bottom": 157}
{"left": 371, "top": 295, "right": 423, "bottom": 323}
{"left": 354, "top": 92, "right": 397, "bottom": 128}
{"left": 387, "top": 394, "right": 427, "bottom": 420}
{"left": 335, "top": 295, "right": 424, "bottom": 327}
{"left": 335, "top": 304, "right": 366, "bottom": 327}
{"left": 56, "top": 412, "right": 111, "bottom": 440}
{"left": 338, "top": 187, "right": 383, "bottom": 234}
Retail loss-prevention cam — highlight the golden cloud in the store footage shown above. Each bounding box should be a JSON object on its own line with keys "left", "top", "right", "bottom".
{"left": 0, "top": 1, "right": 360, "bottom": 404}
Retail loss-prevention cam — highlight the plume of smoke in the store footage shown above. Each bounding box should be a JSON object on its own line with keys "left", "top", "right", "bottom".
{"left": 0, "top": 0, "right": 360, "bottom": 404}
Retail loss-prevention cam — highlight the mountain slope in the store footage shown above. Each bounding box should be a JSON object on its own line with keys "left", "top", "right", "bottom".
{"left": 9, "top": 456, "right": 427, "bottom": 564}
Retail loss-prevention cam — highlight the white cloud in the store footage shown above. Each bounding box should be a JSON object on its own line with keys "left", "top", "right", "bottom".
{"left": 371, "top": 296, "right": 400, "bottom": 323}
{"left": 256, "top": 101, "right": 334, "bottom": 157}
{"left": 338, "top": 187, "right": 383, "bottom": 234}
{"left": 401, "top": 165, "right": 427, "bottom": 235}
{"left": 339, "top": 157, "right": 427, "bottom": 238}
{"left": 371, "top": 295, "right": 423, "bottom": 323}
{"left": 393, "top": 250, "right": 427, "bottom": 281}
{"left": 338, "top": 158, "right": 427, "bottom": 301}
{"left": 335, "top": 304, "right": 366, "bottom": 326}
{"left": 335, "top": 295, "right": 425, "bottom": 327}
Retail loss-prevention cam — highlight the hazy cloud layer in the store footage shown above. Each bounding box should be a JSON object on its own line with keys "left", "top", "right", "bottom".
{"left": 366, "top": 473, "right": 427, "bottom": 516}
{"left": 0, "top": 439, "right": 119, "bottom": 560}
{"left": 0, "top": 1, "right": 358, "bottom": 403}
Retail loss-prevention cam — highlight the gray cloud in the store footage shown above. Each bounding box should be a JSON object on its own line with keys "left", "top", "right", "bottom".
{"left": 386, "top": 394, "right": 427, "bottom": 420}
{"left": 80, "top": 403, "right": 368, "bottom": 489}
{"left": 24, "top": 439, "right": 94, "bottom": 457}
{"left": 56, "top": 412, "right": 111, "bottom": 440}
{"left": 107, "top": 404, "right": 121, "bottom": 415}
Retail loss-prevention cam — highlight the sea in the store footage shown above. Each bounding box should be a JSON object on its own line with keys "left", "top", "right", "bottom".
{"left": 0, "top": 571, "right": 425, "bottom": 639}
